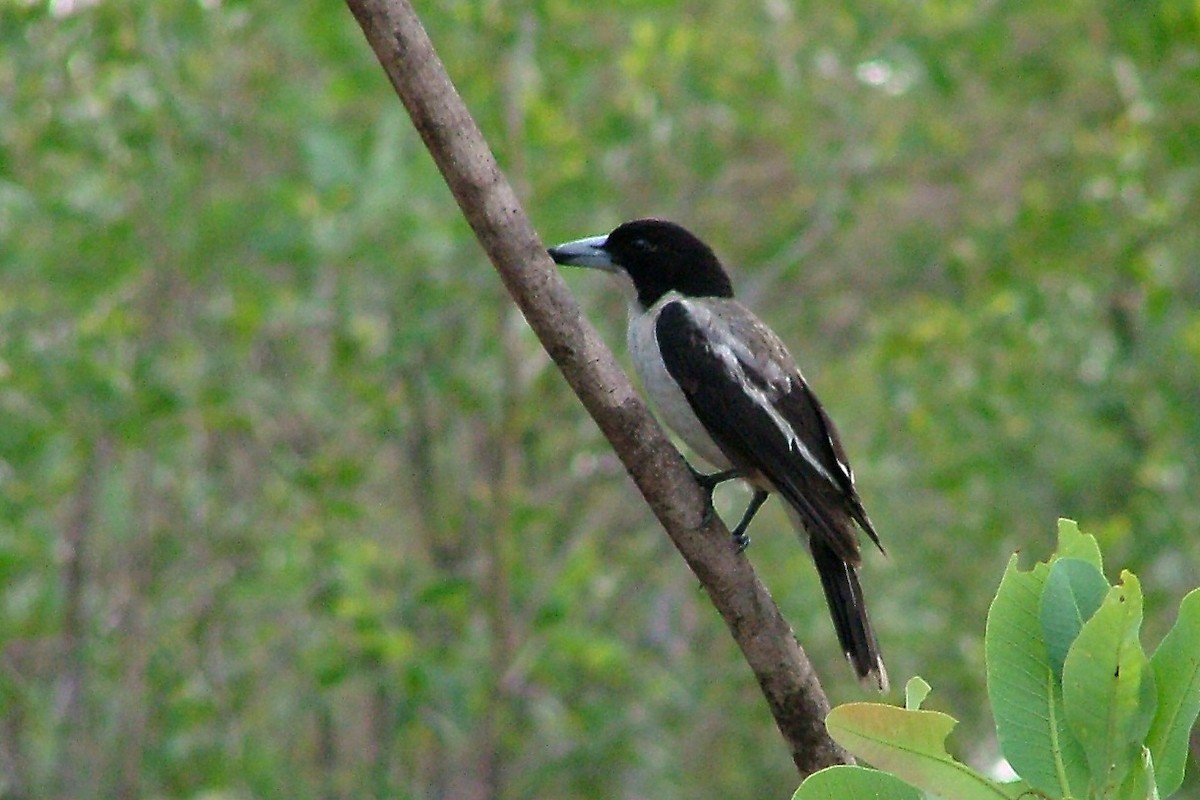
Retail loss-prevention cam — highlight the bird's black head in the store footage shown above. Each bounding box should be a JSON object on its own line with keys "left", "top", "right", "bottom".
{"left": 549, "top": 219, "right": 735, "bottom": 309}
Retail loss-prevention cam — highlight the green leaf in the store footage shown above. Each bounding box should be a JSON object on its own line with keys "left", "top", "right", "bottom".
{"left": 1056, "top": 518, "right": 1104, "bottom": 571}
{"left": 1062, "top": 571, "right": 1155, "bottom": 796}
{"left": 905, "top": 675, "right": 932, "bottom": 711}
{"left": 792, "top": 765, "right": 922, "bottom": 800}
{"left": 826, "top": 703, "right": 1020, "bottom": 799}
{"left": 1146, "top": 587, "right": 1200, "bottom": 796}
{"left": 1040, "top": 557, "right": 1110, "bottom": 678}
{"left": 1118, "top": 747, "right": 1160, "bottom": 800}
{"left": 986, "top": 555, "right": 1090, "bottom": 797}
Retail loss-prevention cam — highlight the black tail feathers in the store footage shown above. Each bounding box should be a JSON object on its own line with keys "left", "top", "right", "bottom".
{"left": 810, "top": 538, "right": 889, "bottom": 692}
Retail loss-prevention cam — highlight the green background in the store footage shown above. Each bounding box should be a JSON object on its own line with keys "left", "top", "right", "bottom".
{"left": 2, "top": 0, "right": 1198, "bottom": 797}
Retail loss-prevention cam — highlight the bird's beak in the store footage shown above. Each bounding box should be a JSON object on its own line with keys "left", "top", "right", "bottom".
{"left": 547, "top": 234, "right": 619, "bottom": 272}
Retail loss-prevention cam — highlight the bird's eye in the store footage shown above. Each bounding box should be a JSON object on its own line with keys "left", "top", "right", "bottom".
{"left": 633, "top": 238, "right": 656, "bottom": 253}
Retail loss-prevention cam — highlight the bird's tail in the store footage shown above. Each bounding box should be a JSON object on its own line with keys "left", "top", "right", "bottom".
{"left": 810, "top": 538, "right": 889, "bottom": 692}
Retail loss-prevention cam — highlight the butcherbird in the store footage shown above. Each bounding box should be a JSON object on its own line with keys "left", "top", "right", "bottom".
{"left": 549, "top": 219, "right": 888, "bottom": 691}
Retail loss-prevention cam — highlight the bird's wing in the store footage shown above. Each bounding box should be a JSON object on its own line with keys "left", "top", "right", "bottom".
{"left": 655, "top": 299, "right": 879, "bottom": 561}
{"left": 773, "top": 372, "right": 882, "bottom": 552}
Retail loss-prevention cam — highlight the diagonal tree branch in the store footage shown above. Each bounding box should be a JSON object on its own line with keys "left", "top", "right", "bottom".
{"left": 344, "top": 0, "right": 852, "bottom": 778}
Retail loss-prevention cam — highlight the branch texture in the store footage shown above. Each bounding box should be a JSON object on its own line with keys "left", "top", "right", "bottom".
{"left": 345, "top": 0, "right": 852, "bottom": 777}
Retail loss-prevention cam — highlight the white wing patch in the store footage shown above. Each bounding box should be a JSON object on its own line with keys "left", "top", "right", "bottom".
{"left": 837, "top": 455, "right": 854, "bottom": 484}
{"left": 707, "top": 340, "right": 839, "bottom": 486}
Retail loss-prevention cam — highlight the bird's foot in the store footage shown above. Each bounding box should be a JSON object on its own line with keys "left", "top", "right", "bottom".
{"left": 728, "top": 489, "right": 769, "bottom": 554}
{"left": 688, "top": 464, "right": 740, "bottom": 494}
{"left": 686, "top": 463, "right": 739, "bottom": 528}
{"left": 731, "top": 528, "right": 751, "bottom": 554}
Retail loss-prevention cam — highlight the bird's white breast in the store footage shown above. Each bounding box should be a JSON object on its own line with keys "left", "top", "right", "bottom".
{"left": 627, "top": 296, "right": 733, "bottom": 470}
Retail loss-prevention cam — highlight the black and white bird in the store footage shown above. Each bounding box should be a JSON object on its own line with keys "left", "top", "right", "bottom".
{"left": 549, "top": 218, "right": 888, "bottom": 691}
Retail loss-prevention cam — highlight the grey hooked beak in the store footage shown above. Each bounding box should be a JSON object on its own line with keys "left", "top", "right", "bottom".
{"left": 547, "top": 234, "right": 619, "bottom": 272}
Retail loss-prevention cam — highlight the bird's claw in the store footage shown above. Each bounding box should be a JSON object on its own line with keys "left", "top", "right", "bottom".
{"left": 685, "top": 464, "right": 754, "bottom": 555}
{"left": 687, "top": 463, "right": 738, "bottom": 493}
{"left": 732, "top": 530, "right": 751, "bottom": 553}
{"left": 729, "top": 489, "right": 768, "bottom": 555}
{"left": 686, "top": 463, "right": 739, "bottom": 530}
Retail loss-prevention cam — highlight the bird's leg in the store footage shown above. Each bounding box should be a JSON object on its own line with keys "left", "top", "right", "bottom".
{"left": 686, "top": 463, "right": 740, "bottom": 527}
{"left": 729, "top": 490, "right": 769, "bottom": 553}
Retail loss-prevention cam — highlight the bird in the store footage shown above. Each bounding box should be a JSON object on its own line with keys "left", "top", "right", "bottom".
{"left": 548, "top": 218, "right": 888, "bottom": 691}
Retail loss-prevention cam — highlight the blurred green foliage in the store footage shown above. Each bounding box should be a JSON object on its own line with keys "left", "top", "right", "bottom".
{"left": 1, "top": 0, "right": 1198, "bottom": 798}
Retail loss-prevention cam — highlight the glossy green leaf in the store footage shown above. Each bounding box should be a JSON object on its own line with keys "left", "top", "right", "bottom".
{"left": 1118, "top": 747, "right": 1160, "bottom": 800}
{"left": 985, "top": 555, "right": 1089, "bottom": 797}
{"left": 1056, "top": 518, "right": 1103, "bottom": 572}
{"left": 791, "top": 765, "right": 922, "bottom": 800}
{"left": 905, "top": 675, "right": 932, "bottom": 711}
{"left": 827, "top": 703, "right": 1020, "bottom": 800}
{"left": 1040, "top": 557, "right": 1110, "bottom": 678}
{"left": 1062, "top": 571, "right": 1154, "bottom": 796}
{"left": 1146, "top": 588, "right": 1200, "bottom": 796}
